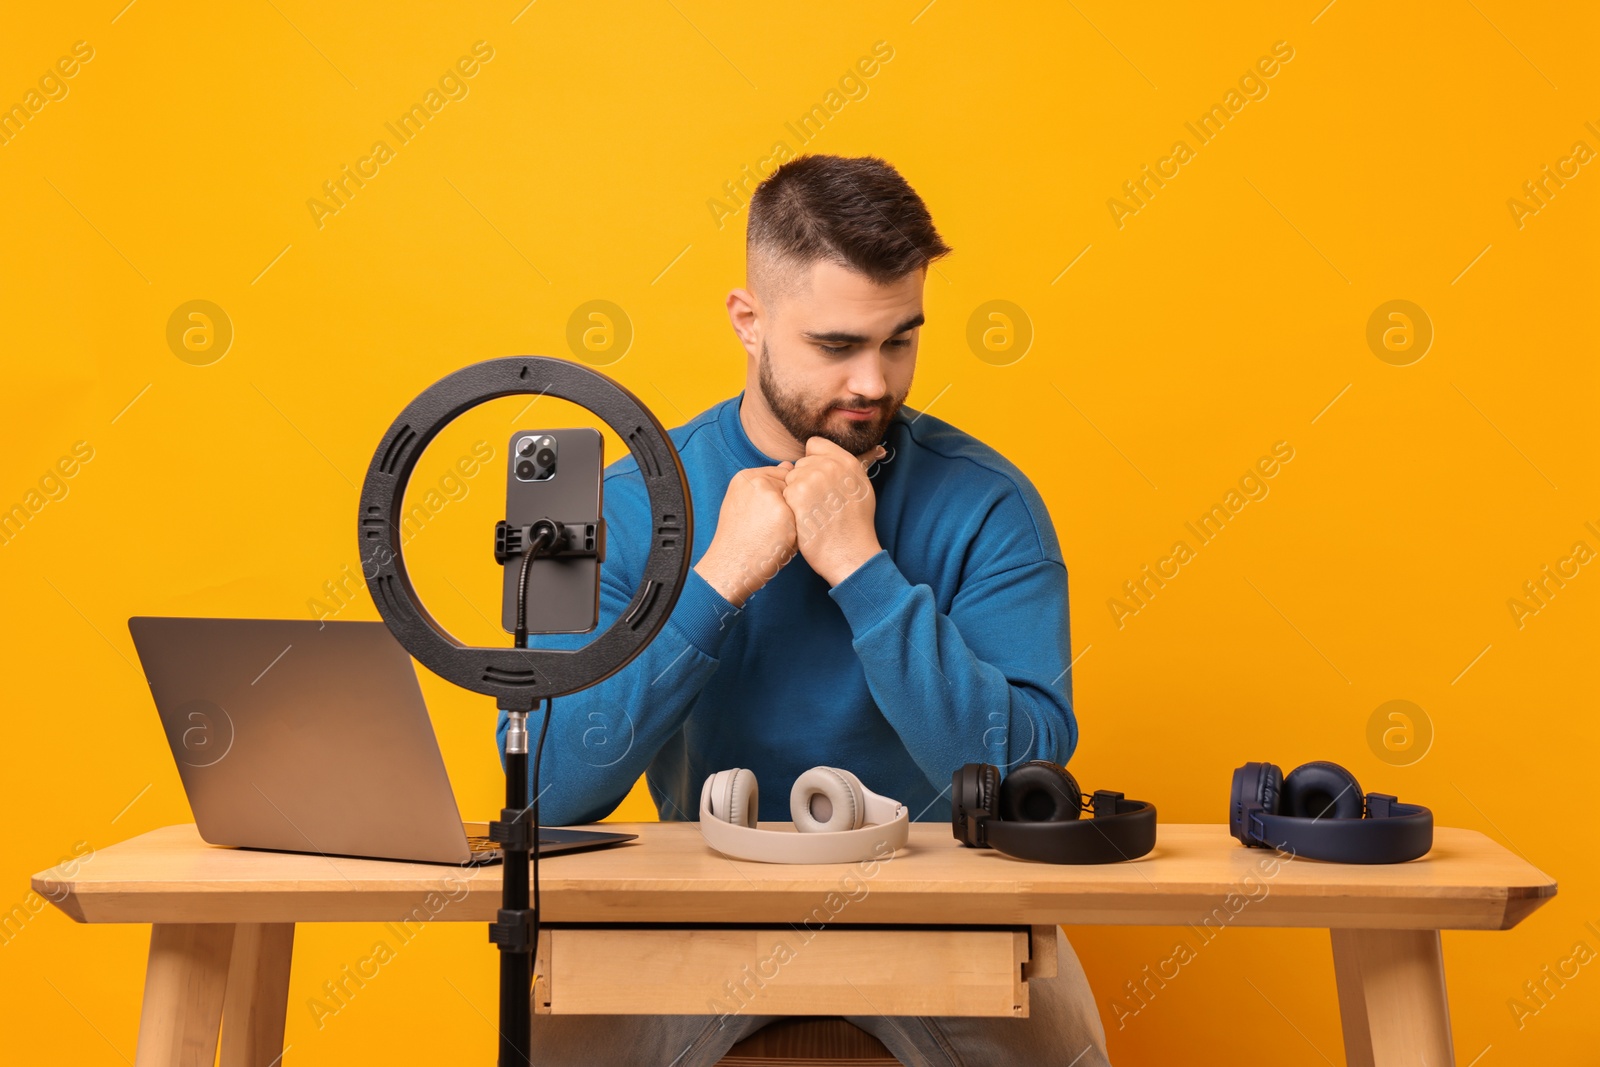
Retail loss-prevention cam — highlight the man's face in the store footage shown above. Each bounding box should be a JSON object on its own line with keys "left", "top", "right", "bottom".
{"left": 754, "top": 258, "right": 924, "bottom": 455}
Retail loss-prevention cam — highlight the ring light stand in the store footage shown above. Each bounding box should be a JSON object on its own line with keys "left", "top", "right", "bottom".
{"left": 358, "top": 357, "right": 691, "bottom": 1065}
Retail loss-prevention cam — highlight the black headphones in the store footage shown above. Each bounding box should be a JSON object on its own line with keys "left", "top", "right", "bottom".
{"left": 952, "top": 761, "right": 1156, "bottom": 864}
{"left": 1230, "top": 760, "right": 1433, "bottom": 863}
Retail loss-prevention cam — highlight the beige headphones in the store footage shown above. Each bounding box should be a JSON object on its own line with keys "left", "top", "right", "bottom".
{"left": 698, "top": 766, "right": 910, "bottom": 864}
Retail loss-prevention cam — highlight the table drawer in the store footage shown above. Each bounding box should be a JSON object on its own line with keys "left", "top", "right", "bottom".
{"left": 534, "top": 924, "right": 1058, "bottom": 1017}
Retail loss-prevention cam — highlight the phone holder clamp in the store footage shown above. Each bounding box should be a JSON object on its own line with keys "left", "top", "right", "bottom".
{"left": 494, "top": 518, "right": 605, "bottom": 565}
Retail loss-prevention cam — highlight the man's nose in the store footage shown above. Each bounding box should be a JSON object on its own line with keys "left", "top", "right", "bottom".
{"left": 847, "top": 354, "right": 887, "bottom": 400}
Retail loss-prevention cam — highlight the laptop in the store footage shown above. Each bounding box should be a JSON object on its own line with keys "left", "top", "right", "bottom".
{"left": 127, "top": 617, "right": 637, "bottom": 866}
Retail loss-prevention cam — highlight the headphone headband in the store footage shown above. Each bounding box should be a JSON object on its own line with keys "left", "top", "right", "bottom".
{"left": 983, "top": 791, "right": 1157, "bottom": 864}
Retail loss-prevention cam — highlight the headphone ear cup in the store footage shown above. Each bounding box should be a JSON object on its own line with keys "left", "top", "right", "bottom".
{"left": 1281, "top": 761, "right": 1363, "bottom": 820}
{"left": 1259, "top": 762, "right": 1283, "bottom": 815}
{"left": 980, "top": 764, "right": 999, "bottom": 817}
{"left": 792, "top": 767, "right": 864, "bottom": 832}
{"left": 710, "top": 768, "right": 758, "bottom": 828}
{"left": 952, "top": 763, "right": 999, "bottom": 846}
{"left": 998, "top": 760, "right": 1084, "bottom": 823}
{"left": 1231, "top": 762, "right": 1280, "bottom": 844}
{"left": 700, "top": 772, "right": 717, "bottom": 820}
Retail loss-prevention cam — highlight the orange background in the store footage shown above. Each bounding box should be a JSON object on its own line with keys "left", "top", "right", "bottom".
{"left": 1, "top": 1, "right": 1595, "bottom": 1063}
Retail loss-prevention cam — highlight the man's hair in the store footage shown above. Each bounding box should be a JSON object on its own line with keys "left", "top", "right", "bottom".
{"left": 746, "top": 154, "right": 951, "bottom": 295}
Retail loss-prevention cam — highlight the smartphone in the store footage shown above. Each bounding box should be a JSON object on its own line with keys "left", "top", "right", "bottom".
{"left": 500, "top": 428, "right": 603, "bottom": 636}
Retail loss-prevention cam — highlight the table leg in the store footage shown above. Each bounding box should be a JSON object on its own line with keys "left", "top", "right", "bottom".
{"left": 135, "top": 923, "right": 237, "bottom": 1067}
{"left": 1331, "top": 928, "right": 1454, "bottom": 1067}
{"left": 220, "top": 923, "right": 296, "bottom": 1067}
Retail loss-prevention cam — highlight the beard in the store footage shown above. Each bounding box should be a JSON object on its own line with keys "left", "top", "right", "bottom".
{"left": 757, "top": 340, "right": 908, "bottom": 456}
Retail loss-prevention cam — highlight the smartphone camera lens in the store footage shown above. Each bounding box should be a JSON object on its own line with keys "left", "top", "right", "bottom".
{"left": 515, "top": 435, "right": 558, "bottom": 481}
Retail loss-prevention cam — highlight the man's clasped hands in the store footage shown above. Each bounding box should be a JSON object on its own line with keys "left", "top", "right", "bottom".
{"left": 693, "top": 437, "right": 889, "bottom": 606}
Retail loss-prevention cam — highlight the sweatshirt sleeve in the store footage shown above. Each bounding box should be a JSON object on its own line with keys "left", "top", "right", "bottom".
{"left": 494, "top": 475, "right": 744, "bottom": 826}
{"left": 824, "top": 498, "right": 1076, "bottom": 790}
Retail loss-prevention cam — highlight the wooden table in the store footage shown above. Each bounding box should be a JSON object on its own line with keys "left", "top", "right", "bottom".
{"left": 36, "top": 822, "right": 1556, "bottom": 1066}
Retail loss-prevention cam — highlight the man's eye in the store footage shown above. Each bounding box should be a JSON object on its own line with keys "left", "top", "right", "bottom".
{"left": 887, "top": 338, "right": 913, "bottom": 348}
{"left": 819, "top": 344, "right": 850, "bottom": 354}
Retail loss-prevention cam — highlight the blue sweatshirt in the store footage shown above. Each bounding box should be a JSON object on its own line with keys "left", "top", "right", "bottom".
{"left": 495, "top": 390, "right": 1076, "bottom": 825}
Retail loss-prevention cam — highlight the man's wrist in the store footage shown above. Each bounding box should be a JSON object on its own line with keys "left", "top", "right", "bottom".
{"left": 817, "top": 540, "right": 883, "bottom": 587}
{"left": 693, "top": 556, "right": 745, "bottom": 608}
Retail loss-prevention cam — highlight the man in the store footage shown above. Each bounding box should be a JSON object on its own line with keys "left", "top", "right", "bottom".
{"left": 499, "top": 154, "right": 1111, "bottom": 1065}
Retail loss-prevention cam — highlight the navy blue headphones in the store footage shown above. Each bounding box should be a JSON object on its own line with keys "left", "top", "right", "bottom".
{"left": 1230, "top": 760, "right": 1433, "bottom": 863}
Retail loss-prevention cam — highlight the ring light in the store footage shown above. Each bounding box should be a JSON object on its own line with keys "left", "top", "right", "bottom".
{"left": 356, "top": 356, "right": 692, "bottom": 710}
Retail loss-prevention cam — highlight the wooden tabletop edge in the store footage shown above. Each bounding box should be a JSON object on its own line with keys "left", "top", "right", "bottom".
{"left": 31, "top": 880, "right": 86, "bottom": 923}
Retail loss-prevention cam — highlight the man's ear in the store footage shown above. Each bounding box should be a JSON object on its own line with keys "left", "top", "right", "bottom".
{"left": 726, "top": 287, "right": 762, "bottom": 360}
